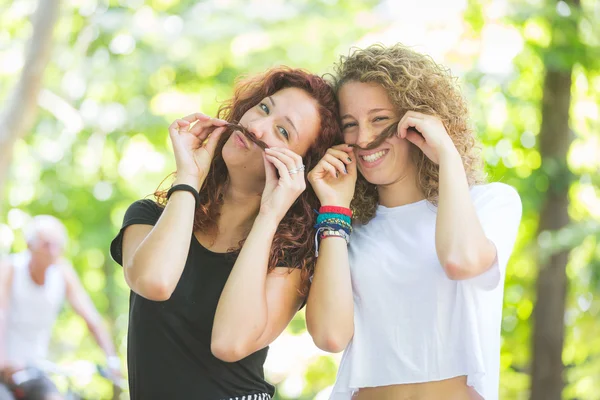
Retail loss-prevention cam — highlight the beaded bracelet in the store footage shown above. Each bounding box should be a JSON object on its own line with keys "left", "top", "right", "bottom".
{"left": 316, "top": 213, "right": 351, "bottom": 225}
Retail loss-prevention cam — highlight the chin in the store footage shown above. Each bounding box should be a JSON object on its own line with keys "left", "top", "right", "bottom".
{"left": 358, "top": 168, "right": 395, "bottom": 186}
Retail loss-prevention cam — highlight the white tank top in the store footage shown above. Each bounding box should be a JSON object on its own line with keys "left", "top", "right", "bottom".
{"left": 5, "top": 252, "right": 66, "bottom": 364}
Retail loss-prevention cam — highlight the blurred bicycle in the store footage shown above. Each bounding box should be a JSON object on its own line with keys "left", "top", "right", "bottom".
{"left": 7, "top": 359, "right": 125, "bottom": 400}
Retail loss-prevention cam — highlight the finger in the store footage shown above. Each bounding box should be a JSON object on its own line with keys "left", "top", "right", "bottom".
{"left": 398, "top": 116, "right": 424, "bottom": 140}
{"left": 173, "top": 119, "right": 191, "bottom": 132}
{"left": 269, "top": 147, "right": 304, "bottom": 168}
{"left": 332, "top": 143, "right": 355, "bottom": 153}
{"left": 168, "top": 120, "right": 187, "bottom": 153}
{"left": 317, "top": 159, "right": 340, "bottom": 179}
{"left": 204, "top": 126, "right": 226, "bottom": 155}
{"left": 265, "top": 148, "right": 297, "bottom": 171}
{"left": 209, "top": 117, "right": 229, "bottom": 126}
{"left": 402, "top": 110, "right": 426, "bottom": 120}
{"left": 326, "top": 148, "right": 354, "bottom": 164}
{"left": 265, "top": 154, "right": 292, "bottom": 184}
{"left": 405, "top": 130, "right": 426, "bottom": 148}
{"left": 263, "top": 153, "right": 278, "bottom": 183}
{"left": 346, "top": 154, "right": 357, "bottom": 175}
{"left": 323, "top": 153, "right": 348, "bottom": 175}
{"left": 187, "top": 116, "right": 227, "bottom": 137}
{"left": 182, "top": 113, "right": 211, "bottom": 123}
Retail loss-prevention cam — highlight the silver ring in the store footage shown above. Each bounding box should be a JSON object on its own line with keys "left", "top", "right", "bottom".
{"left": 288, "top": 165, "right": 305, "bottom": 175}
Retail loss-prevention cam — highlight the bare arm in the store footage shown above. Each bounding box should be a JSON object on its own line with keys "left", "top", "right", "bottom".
{"left": 122, "top": 176, "right": 198, "bottom": 301}
{"left": 396, "top": 111, "right": 496, "bottom": 280}
{"left": 62, "top": 263, "right": 117, "bottom": 357}
{"left": 435, "top": 148, "right": 496, "bottom": 280}
{"left": 305, "top": 236, "right": 354, "bottom": 353}
{"left": 303, "top": 145, "right": 357, "bottom": 353}
{"left": 211, "top": 214, "right": 304, "bottom": 362}
{"left": 123, "top": 113, "right": 226, "bottom": 300}
{"left": 0, "top": 259, "right": 13, "bottom": 368}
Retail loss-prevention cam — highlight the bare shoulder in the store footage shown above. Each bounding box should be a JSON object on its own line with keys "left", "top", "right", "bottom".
{"left": 56, "top": 260, "right": 80, "bottom": 284}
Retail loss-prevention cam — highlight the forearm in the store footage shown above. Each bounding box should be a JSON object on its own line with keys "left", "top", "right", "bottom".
{"left": 305, "top": 237, "right": 353, "bottom": 352}
{"left": 212, "top": 214, "right": 276, "bottom": 350}
{"left": 87, "top": 317, "right": 117, "bottom": 357}
{"left": 436, "top": 148, "right": 494, "bottom": 278}
{"left": 0, "top": 317, "right": 6, "bottom": 366}
{"left": 125, "top": 175, "right": 202, "bottom": 298}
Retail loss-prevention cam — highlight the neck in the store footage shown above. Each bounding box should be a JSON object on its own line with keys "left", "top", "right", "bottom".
{"left": 377, "top": 167, "right": 425, "bottom": 208}
{"left": 28, "top": 256, "right": 50, "bottom": 285}
{"left": 219, "top": 174, "right": 263, "bottom": 231}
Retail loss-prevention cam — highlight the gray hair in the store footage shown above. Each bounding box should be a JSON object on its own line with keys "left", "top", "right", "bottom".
{"left": 24, "top": 215, "right": 68, "bottom": 247}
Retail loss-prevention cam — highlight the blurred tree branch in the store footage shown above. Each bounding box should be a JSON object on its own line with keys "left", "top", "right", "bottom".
{"left": 0, "top": 0, "right": 61, "bottom": 199}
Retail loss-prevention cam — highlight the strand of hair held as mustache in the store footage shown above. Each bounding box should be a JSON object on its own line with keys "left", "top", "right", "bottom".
{"left": 222, "top": 122, "right": 269, "bottom": 150}
{"left": 348, "top": 121, "right": 421, "bottom": 151}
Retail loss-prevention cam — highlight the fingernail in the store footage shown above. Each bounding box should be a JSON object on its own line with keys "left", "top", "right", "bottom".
{"left": 344, "top": 168, "right": 348, "bottom": 174}
{"left": 336, "top": 171, "right": 339, "bottom": 178}
{"left": 347, "top": 157, "right": 352, "bottom": 162}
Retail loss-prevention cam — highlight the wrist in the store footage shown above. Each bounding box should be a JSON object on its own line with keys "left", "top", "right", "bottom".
{"left": 174, "top": 173, "right": 204, "bottom": 191}
{"left": 438, "top": 144, "right": 461, "bottom": 166}
{"left": 255, "top": 213, "right": 280, "bottom": 233}
{"left": 320, "top": 198, "right": 351, "bottom": 208}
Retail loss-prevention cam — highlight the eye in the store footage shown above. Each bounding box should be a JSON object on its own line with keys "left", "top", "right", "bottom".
{"left": 373, "top": 116, "right": 389, "bottom": 122}
{"left": 342, "top": 122, "right": 357, "bottom": 130}
{"left": 259, "top": 103, "right": 269, "bottom": 114}
{"left": 278, "top": 126, "right": 289, "bottom": 140}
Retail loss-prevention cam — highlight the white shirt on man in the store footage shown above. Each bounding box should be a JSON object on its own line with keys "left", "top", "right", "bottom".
{"left": 330, "top": 183, "right": 522, "bottom": 400}
{"left": 5, "top": 251, "right": 65, "bottom": 364}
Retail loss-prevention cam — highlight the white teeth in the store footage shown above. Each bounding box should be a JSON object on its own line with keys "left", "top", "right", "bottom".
{"left": 361, "top": 150, "right": 387, "bottom": 163}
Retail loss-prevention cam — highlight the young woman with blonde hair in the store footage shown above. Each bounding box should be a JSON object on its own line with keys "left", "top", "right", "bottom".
{"left": 306, "top": 44, "right": 522, "bottom": 400}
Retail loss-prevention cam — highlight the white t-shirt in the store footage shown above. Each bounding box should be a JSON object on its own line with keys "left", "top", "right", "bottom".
{"left": 5, "top": 252, "right": 66, "bottom": 364}
{"left": 330, "top": 183, "right": 522, "bottom": 400}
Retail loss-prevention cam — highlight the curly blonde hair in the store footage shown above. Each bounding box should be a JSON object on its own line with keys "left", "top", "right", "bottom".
{"left": 333, "top": 43, "right": 485, "bottom": 223}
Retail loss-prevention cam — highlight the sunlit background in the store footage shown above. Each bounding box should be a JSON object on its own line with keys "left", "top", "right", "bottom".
{"left": 1, "top": 0, "right": 599, "bottom": 399}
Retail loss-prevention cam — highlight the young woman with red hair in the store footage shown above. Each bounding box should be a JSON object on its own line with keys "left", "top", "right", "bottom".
{"left": 110, "top": 67, "right": 341, "bottom": 399}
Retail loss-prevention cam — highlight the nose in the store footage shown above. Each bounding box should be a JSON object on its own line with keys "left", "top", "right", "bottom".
{"left": 246, "top": 117, "right": 271, "bottom": 140}
{"left": 355, "top": 125, "right": 377, "bottom": 148}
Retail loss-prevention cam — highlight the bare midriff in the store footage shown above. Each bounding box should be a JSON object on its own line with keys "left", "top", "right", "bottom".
{"left": 353, "top": 376, "right": 483, "bottom": 400}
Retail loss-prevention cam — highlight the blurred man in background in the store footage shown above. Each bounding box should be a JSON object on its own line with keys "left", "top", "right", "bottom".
{"left": 0, "top": 215, "right": 121, "bottom": 400}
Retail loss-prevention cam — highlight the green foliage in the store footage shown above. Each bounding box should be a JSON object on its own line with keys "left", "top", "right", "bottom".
{"left": 1, "top": 0, "right": 599, "bottom": 399}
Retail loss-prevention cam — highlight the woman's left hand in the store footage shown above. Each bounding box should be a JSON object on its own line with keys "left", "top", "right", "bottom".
{"left": 259, "top": 147, "right": 307, "bottom": 223}
{"left": 397, "top": 111, "right": 457, "bottom": 164}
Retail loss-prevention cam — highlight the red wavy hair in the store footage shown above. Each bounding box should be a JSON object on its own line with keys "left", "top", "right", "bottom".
{"left": 156, "top": 67, "right": 341, "bottom": 295}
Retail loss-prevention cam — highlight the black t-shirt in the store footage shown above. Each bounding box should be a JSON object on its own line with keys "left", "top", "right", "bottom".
{"left": 110, "top": 199, "right": 275, "bottom": 399}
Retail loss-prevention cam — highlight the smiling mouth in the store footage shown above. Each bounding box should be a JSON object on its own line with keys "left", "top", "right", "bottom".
{"left": 360, "top": 149, "right": 389, "bottom": 163}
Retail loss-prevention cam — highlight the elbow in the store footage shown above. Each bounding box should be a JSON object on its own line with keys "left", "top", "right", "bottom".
{"left": 210, "top": 338, "right": 249, "bottom": 363}
{"left": 308, "top": 325, "right": 352, "bottom": 353}
{"left": 314, "top": 334, "right": 350, "bottom": 353}
{"left": 126, "top": 272, "right": 174, "bottom": 301}
{"left": 441, "top": 253, "right": 487, "bottom": 281}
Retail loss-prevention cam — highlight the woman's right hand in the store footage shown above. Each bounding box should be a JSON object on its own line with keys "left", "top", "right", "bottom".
{"left": 168, "top": 113, "right": 228, "bottom": 189}
{"left": 307, "top": 144, "right": 357, "bottom": 208}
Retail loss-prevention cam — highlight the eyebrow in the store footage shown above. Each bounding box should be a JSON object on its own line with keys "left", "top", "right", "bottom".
{"left": 269, "top": 96, "right": 299, "bottom": 139}
{"left": 341, "top": 108, "right": 395, "bottom": 120}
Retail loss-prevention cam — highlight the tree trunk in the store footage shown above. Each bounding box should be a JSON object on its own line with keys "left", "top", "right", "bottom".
{"left": 530, "top": 1, "right": 579, "bottom": 398}
{"left": 0, "top": 0, "right": 61, "bottom": 197}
